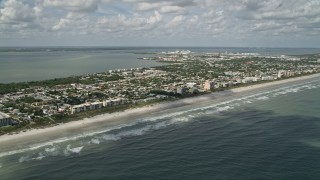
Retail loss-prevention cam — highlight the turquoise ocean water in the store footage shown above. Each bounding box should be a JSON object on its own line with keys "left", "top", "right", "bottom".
{"left": 0, "top": 76, "right": 320, "bottom": 179}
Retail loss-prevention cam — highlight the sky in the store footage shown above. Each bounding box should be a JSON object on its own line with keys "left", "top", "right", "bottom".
{"left": 0, "top": 0, "right": 320, "bottom": 47}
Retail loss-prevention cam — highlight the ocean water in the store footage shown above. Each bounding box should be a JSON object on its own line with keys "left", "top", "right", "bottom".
{"left": 0, "top": 47, "right": 319, "bottom": 83}
{"left": 0, "top": 77, "right": 319, "bottom": 179}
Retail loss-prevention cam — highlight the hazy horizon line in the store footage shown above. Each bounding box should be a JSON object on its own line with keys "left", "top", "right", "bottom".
{"left": 1, "top": 45, "right": 320, "bottom": 49}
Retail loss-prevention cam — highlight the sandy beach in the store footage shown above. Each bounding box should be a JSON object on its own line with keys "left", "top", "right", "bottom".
{"left": 0, "top": 73, "right": 320, "bottom": 153}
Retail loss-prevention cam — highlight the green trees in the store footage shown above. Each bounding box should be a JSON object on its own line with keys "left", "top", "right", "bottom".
{"left": 150, "top": 90, "right": 181, "bottom": 97}
{"left": 16, "top": 96, "right": 42, "bottom": 103}
{"left": 0, "top": 74, "right": 125, "bottom": 95}
{"left": 0, "top": 83, "right": 29, "bottom": 94}
{"left": 88, "top": 92, "right": 108, "bottom": 99}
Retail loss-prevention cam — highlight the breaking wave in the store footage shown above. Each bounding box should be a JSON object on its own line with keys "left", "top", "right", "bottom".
{"left": 255, "top": 96, "right": 270, "bottom": 100}
{"left": 63, "top": 145, "right": 84, "bottom": 156}
{"left": 18, "top": 156, "right": 30, "bottom": 163}
{"left": 90, "top": 139, "right": 100, "bottom": 145}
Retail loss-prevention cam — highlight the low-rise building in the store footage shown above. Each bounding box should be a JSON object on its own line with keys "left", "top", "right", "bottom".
{"left": 71, "top": 102, "right": 103, "bottom": 114}
{"left": 103, "top": 98, "right": 127, "bottom": 107}
{"left": 176, "top": 87, "right": 187, "bottom": 95}
{"left": 0, "top": 112, "right": 12, "bottom": 127}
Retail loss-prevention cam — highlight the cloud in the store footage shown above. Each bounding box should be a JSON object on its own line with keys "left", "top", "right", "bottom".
{"left": 43, "top": 0, "right": 100, "bottom": 13}
{"left": 0, "top": 0, "right": 320, "bottom": 47}
{"left": 52, "top": 12, "right": 86, "bottom": 31}
{"left": 124, "top": 0, "right": 196, "bottom": 14}
{"left": 0, "top": 0, "right": 36, "bottom": 23}
{"left": 97, "top": 11, "right": 162, "bottom": 32}
{"left": 166, "top": 15, "right": 185, "bottom": 28}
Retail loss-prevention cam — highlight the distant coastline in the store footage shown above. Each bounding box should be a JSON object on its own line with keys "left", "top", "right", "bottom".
{"left": 1, "top": 47, "right": 320, "bottom": 83}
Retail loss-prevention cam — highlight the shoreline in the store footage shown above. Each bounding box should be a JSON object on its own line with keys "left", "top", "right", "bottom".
{"left": 0, "top": 73, "right": 320, "bottom": 153}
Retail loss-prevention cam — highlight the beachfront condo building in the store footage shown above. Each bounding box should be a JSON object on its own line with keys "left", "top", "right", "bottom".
{"left": 204, "top": 80, "right": 215, "bottom": 91}
{"left": 0, "top": 112, "right": 12, "bottom": 127}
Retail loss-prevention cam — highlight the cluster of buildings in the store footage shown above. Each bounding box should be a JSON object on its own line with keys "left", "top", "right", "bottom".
{"left": 0, "top": 52, "right": 319, "bottom": 128}
{"left": 70, "top": 98, "right": 128, "bottom": 114}
{"left": 278, "top": 70, "right": 295, "bottom": 78}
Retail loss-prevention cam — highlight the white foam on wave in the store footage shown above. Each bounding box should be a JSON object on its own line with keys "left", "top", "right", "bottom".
{"left": 120, "top": 121, "right": 175, "bottom": 137}
{"left": 64, "top": 145, "right": 84, "bottom": 156}
{"left": 171, "top": 116, "right": 192, "bottom": 123}
{"left": 17, "top": 148, "right": 59, "bottom": 163}
{"left": 144, "top": 111, "right": 188, "bottom": 122}
{"left": 255, "top": 96, "right": 269, "bottom": 100}
{"left": 152, "top": 121, "right": 171, "bottom": 129}
{"left": 45, "top": 146, "right": 56, "bottom": 153}
{"left": 274, "top": 88, "right": 300, "bottom": 96}
{"left": 308, "top": 85, "right": 317, "bottom": 89}
{"left": 105, "top": 121, "right": 167, "bottom": 141}
{"left": 92, "top": 120, "right": 176, "bottom": 144}
{"left": 233, "top": 103, "right": 240, "bottom": 107}
{"left": 188, "top": 114, "right": 196, "bottom": 118}
{"left": 101, "top": 134, "right": 121, "bottom": 141}
{"left": 0, "top": 137, "right": 82, "bottom": 159}
{"left": 33, "top": 152, "right": 46, "bottom": 161}
{"left": 204, "top": 105, "right": 234, "bottom": 115}
{"left": 19, "top": 156, "right": 30, "bottom": 163}
{"left": 117, "top": 125, "right": 151, "bottom": 137}
{"left": 9, "top": 117, "right": 190, "bottom": 163}
{"left": 34, "top": 156, "right": 46, "bottom": 161}
{"left": 91, "top": 138, "right": 100, "bottom": 145}
{"left": 218, "top": 105, "right": 233, "bottom": 111}
{"left": 271, "top": 85, "right": 305, "bottom": 97}
{"left": 69, "top": 146, "right": 83, "bottom": 154}
{"left": 0, "top": 122, "right": 142, "bottom": 159}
